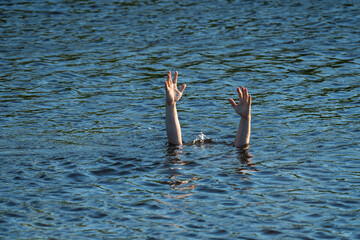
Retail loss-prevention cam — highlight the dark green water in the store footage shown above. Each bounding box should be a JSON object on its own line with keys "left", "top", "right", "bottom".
{"left": 1, "top": 0, "right": 359, "bottom": 239}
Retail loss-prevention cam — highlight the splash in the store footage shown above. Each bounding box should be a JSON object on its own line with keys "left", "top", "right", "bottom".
{"left": 192, "top": 131, "right": 213, "bottom": 145}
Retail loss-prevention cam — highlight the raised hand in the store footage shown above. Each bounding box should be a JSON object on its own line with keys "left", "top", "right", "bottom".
{"left": 228, "top": 86, "right": 251, "bottom": 119}
{"left": 165, "top": 71, "right": 186, "bottom": 106}
{"left": 164, "top": 70, "right": 186, "bottom": 145}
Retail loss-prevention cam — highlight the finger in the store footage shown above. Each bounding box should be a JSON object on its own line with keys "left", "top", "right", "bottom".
{"left": 228, "top": 98, "right": 237, "bottom": 108}
{"left": 243, "top": 87, "right": 248, "bottom": 99}
{"left": 167, "top": 70, "right": 172, "bottom": 85}
{"left": 164, "top": 81, "right": 169, "bottom": 91}
{"left": 173, "top": 71, "right": 178, "bottom": 86}
{"left": 248, "top": 95, "right": 252, "bottom": 105}
{"left": 179, "top": 84, "right": 186, "bottom": 93}
{"left": 237, "top": 87, "right": 243, "bottom": 99}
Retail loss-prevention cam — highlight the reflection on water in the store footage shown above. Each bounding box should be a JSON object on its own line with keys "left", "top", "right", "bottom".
{"left": 235, "top": 146, "right": 260, "bottom": 177}
{"left": 1, "top": 0, "right": 360, "bottom": 239}
{"left": 236, "top": 145, "right": 253, "bottom": 165}
{"left": 163, "top": 145, "right": 197, "bottom": 198}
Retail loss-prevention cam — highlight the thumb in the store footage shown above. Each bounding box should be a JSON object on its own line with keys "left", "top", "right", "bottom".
{"left": 228, "top": 98, "right": 236, "bottom": 108}
{"left": 179, "top": 84, "right": 186, "bottom": 93}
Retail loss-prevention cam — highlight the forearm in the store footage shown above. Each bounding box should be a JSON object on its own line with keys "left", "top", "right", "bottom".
{"left": 166, "top": 103, "right": 182, "bottom": 145}
{"left": 234, "top": 117, "right": 251, "bottom": 147}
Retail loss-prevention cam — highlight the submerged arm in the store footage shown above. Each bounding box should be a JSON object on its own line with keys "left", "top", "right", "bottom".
{"left": 165, "top": 71, "right": 186, "bottom": 145}
{"left": 228, "top": 86, "right": 252, "bottom": 147}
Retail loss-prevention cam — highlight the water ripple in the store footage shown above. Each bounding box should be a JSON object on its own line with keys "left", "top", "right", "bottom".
{"left": 1, "top": 0, "right": 360, "bottom": 239}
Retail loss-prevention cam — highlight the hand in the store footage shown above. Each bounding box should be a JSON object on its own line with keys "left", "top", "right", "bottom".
{"left": 165, "top": 70, "right": 186, "bottom": 106}
{"left": 228, "top": 86, "right": 251, "bottom": 119}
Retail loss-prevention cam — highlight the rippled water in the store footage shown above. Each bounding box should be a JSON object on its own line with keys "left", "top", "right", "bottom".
{"left": 1, "top": 0, "right": 360, "bottom": 239}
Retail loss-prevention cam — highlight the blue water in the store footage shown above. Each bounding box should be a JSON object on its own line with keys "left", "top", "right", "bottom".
{"left": 1, "top": 0, "right": 360, "bottom": 239}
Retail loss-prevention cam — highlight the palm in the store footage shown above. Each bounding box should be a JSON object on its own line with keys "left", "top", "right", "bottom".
{"left": 229, "top": 86, "right": 251, "bottom": 119}
{"left": 165, "top": 71, "right": 186, "bottom": 105}
{"left": 166, "top": 84, "right": 182, "bottom": 104}
{"left": 234, "top": 99, "right": 250, "bottom": 118}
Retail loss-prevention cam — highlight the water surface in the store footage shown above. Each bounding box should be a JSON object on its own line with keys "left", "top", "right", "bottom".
{"left": 1, "top": 0, "right": 360, "bottom": 239}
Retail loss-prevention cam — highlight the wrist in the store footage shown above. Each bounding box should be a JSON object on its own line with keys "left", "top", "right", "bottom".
{"left": 166, "top": 102, "right": 176, "bottom": 108}
{"left": 240, "top": 115, "right": 251, "bottom": 120}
